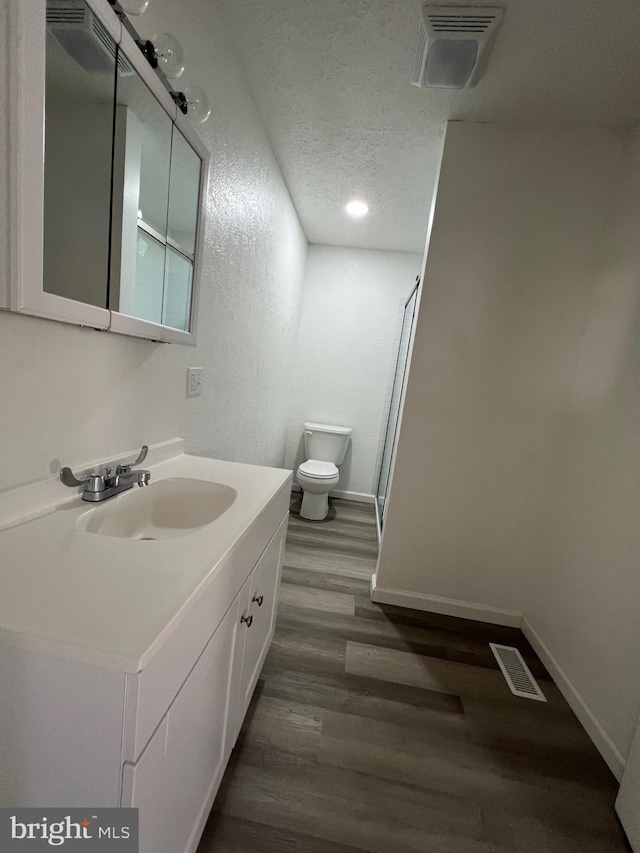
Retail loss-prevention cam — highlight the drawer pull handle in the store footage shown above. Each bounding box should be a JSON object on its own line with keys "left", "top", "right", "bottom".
{"left": 241, "top": 614, "right": 253, "bottom": 628}
{"left": 252, "top": 594, "right": 264, "bottom": 607}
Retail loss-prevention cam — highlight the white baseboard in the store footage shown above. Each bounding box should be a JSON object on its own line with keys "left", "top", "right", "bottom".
{"left": 369, "top": 577, "right": 625, "bottom": 780}
{"left": 521, "top": 615, "right": 625, "bottom": 781}
{"left": 291, "top": 485, "right": 375, "bottom": 504}
{"left": 370, "top": 575, "right": 522, "bottom": 627}
{"left": 331, "top": 489, "right": 375, "bottom": 504}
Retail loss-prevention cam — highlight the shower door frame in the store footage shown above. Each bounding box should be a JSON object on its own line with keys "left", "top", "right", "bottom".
{"left": 374, "top": 279, "right": 420, "bottom": 540}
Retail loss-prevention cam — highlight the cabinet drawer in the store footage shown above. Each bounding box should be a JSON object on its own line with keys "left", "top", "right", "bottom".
{"left": 122, "top": 597, "right": 240, "bottom": 853}
{"left": 122, "top": 497, "right": 290, "bottom": 762}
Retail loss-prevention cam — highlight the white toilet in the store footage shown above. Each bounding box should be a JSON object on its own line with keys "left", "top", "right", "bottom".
{"left": 296, "top": 422, "right": 352, "bottom": 521}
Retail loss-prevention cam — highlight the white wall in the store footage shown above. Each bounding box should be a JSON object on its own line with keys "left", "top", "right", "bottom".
{"left": 376, "top": 123, "right": 628, "bottom": 618}
{"left": 375, "top": 121, "right": 640, "bottom": 778}
{"left": 0, "top": 0, "right": 307, "bottom": 492}
{"left": 0, "top": 1, "right": 8, "bottom": 310}
{"left": 285, "top": 245, "right": 420, "bottom": 497}
{"left": 524, "top": 133, "right": 640, "bottom": 777}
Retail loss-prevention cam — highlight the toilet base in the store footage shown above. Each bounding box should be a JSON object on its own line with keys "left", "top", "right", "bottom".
{"left": 300, "top": 490, "right": 330, "bottom": 521}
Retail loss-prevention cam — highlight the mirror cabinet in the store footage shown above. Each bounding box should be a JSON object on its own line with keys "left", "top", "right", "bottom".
{"left": 5, "top": 0, "right": 208, "bottom": 344}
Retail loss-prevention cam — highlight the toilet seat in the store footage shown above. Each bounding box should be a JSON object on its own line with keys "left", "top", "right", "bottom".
{"left": 297, "top": 460, "right": 338, "bottom": 479}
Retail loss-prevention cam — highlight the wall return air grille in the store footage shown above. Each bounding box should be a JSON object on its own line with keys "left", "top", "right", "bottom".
{"left": 490, "top": 643, "right": 547, "bottom": 702}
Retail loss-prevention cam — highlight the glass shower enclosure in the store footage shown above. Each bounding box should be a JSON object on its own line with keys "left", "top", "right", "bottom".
{"left": 375, "top": 281, "right": 419, "bottom": 534}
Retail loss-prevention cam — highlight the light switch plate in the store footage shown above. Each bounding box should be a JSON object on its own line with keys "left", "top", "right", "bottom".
{"left": 187, "top": 367, "right": 203, "bottom": 397}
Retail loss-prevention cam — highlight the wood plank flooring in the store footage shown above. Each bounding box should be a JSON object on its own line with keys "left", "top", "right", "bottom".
{"left": 198, "top": 497, "right": 630, "bottom": 853}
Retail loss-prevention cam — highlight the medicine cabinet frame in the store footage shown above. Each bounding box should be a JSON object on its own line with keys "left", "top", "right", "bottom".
{"left": 4, "top": 0, "right": 209, "bottom": 345}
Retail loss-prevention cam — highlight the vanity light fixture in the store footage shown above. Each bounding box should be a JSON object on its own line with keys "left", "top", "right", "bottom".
{"left": 345, "top": 199, "right": 369, "bottom": 217}
{"left": 113, "top": 1, "right": 211, "bottom": 124}
{"left": 152, "top": 32, "right": 185, "bottom": 79}
{"left": 117, "top": 0, "right": 149, "bottom": 14}
{"left": 183, "top": 86, "right": 211, "bottom": 123}
{"left": 171, "top": 87, "right": 211, "bottom": 124}
{"left": 135, "top": 33, "right": 185, "bottom": 79}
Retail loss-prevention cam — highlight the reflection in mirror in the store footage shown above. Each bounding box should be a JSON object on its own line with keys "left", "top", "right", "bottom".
{"left": 110, "top": 70, "right": 202, "bottom": 332}
{"left": 167, "top": 129, "right": 201, "bottom": 258}
{"left": 163, "top": 127, "right": 201, "bottom": 331}
{"left": 163, "top": 246, "right": 193, "bottom": 332}
{"left": 43, "top": 0, "right": 117, "bottom": 308}
{"left": 132, "top": 231, "right": 166, "bottom": 325}
{"left": 110, "top": 56, "right": 174, "bottom": 325}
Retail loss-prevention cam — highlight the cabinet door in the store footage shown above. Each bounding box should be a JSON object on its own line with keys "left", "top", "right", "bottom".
{"left": 225, "top": 574, "right": 252, "bottom": 754}
{"left": 235, "top": 515, "right": 288, "bottom": 733}
{"left": 122, "top": 595, "right": 241, "bottom": 853}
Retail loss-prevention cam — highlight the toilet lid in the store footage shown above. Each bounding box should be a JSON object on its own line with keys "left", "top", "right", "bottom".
{"left": 298, "top": 460, "right": 338, "bottom": 479}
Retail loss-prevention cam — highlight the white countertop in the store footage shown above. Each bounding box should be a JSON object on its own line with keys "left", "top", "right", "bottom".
{"left": 0, "top": 450, "right": 291, "bottom": 672}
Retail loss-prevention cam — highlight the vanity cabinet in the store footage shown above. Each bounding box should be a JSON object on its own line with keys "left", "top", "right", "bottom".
{"left": 122, "top": 597, "right": 239, "bottom": 853}
{"left": 0, "top": 489, "right": 290, "bottom": 853}
{"left": 121, "top": 514, "right": 288, "bottom": 853}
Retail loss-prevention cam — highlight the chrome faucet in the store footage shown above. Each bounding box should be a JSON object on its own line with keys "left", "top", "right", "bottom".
{"left": 60, "top": 445, "right": 151, "bottom": 502}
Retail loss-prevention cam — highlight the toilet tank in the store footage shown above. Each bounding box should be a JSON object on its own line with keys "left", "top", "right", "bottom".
{"left": 304, "top": 422, "right": 352, "bottom": 465}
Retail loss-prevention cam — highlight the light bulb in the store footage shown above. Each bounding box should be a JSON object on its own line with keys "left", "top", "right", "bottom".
{"left": 119, "top": 0, "right": 149, "bottom": 14}
{"left": 345, "top": 200, "right": 369, "bottom": 217}
{"left": 184, "top": 86, "right": 211, "bottom": 124}
{"left": 153, "top": 33, "right": 185, "bottom": 79}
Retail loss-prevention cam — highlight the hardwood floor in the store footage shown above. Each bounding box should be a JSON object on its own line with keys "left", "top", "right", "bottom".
{"left": 198, "top": 497, "right": 630, "bottom": 853}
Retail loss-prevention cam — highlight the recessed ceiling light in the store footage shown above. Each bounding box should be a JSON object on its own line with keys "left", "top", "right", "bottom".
{"left": 345, "top": 200, "right": 369, "bottom": 217}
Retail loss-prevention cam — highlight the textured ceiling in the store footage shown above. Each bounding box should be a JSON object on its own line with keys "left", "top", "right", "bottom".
{"left": 218, "top": 0, "right": 640, "bottom": 253}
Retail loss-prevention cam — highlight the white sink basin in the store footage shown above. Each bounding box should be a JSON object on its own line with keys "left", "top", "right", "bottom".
{"left": 76, "top": 477, "right": 237, "bottom": 540}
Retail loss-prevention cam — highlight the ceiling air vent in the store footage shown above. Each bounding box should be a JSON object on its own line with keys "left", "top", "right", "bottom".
{"left": 47, "top": 0, "right": 134, "bottom": 76}
{"left": 411, "top": 5, "right": 503, "bottom": 89}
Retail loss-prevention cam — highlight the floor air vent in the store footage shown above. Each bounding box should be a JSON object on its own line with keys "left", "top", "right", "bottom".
{"left": 489, "top": 643, "right": 547, "bottom": 702}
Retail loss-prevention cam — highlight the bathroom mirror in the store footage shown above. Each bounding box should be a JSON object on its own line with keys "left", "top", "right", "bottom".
{"left": 110, "top": 75, "right": 201, "bottom": 332}
{"left": 5, "top": 0, "right": 208, "bottom": 344}
{"left": 162, "top": 129, "right": 201, "bottom": 331}
{"left": 43, "top": 0, "right": 118, "bottom": 310}
{"left": 109, "top": 56, "right": 175, "bottom": 326}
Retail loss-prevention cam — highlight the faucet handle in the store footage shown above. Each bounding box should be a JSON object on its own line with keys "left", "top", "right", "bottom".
{"left": 116, "top": 445, "right": 148, "bottom": 475}
{"left": 61, "top": 445, "right": 148, "bottom": 490}
{"left": 60, "top": 467, "right": 106, "bottom": 494}
{"left": 60, "top": 467, "right": 91, "bottom": 488}
{"left": 132, "top": 445, "right": 149, "bottom": 467}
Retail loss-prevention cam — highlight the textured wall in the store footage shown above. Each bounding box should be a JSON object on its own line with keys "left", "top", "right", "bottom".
{"left": 135, "top": 1, "right": 308, "bottom": 469}
{"left": 285, "top": 245, "right": 420, "bottom": 496}
{"left": 0, "top": 0, "right": 307, "bottom": 491}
